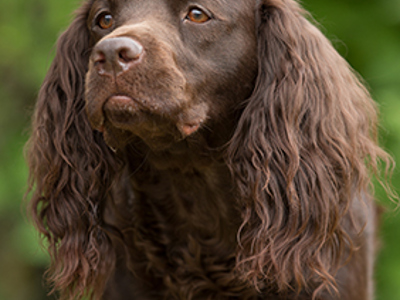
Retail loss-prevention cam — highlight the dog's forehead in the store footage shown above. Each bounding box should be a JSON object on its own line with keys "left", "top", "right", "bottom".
{"left": 90, "top": 0, "right": 254, "bottom": 16}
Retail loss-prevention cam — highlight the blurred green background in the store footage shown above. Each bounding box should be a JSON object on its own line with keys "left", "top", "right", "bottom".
{"left": 0, "top": 0, "right": 399, "bottom": 299}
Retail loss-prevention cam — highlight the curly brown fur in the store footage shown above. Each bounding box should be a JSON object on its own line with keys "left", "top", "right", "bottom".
{"left": 26, "top": 0, "right": 394, "bottom": 299}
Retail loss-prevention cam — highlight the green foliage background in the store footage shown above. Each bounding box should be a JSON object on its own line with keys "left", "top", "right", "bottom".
{"left": 0, "top": 0, "right": 399, "bottom": 299}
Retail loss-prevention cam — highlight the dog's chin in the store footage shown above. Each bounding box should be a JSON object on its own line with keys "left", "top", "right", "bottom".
{"left": 101, "top": 125, "right": 177, "bottom": 152}
{"left": 97, "top": 95, "right": 200, "bottom": 152}
{"left": 101, "top": 125, "right": 136, "bottom": 152}
{"left": 101, "top": 121, "right": 182, "bottom": 153}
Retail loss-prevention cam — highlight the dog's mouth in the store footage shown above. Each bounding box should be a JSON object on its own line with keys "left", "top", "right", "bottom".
{"left": 102, "top": 95, "right": 143, "bottom": 131}
{"left": 87, "top": 93, "right": 206, "bottom": 151}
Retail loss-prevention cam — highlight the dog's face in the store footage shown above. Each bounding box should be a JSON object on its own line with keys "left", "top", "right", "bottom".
{"left": 85, "top": 0, "right": 258, "bottom": 151}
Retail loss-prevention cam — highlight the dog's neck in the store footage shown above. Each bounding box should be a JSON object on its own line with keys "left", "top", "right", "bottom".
{"left": 122, "top": 143, "right": 241, "bottom": 243}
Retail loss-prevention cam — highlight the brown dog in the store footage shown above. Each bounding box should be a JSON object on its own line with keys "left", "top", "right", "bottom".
{"left": 27, "top": 0, "right": 392, "bottom": 299}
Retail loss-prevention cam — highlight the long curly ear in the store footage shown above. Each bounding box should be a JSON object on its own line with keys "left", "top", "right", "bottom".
{"left": 26, "top": 4, "right": 119, "bottom": 300}
{"left": 227, "top": 0, "right": 392, "bottom": 295}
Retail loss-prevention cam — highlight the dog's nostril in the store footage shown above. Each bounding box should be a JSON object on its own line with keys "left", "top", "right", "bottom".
{"left": 93, "top": 51, "right": 106, "bottom": 65}
{"left": 118, "top": 45, "right": 142, "bottom": 63}
{"left": 119, "top": 49, "right": 129, "bottom": 62}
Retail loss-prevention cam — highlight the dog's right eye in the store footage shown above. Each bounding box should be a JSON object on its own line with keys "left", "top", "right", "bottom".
{"left": 96, "top": 12, "right": 114, "bottom": 30}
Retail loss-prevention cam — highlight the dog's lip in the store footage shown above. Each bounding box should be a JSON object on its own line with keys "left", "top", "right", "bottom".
{"left": 95, "top": 95, "right": 141, "bottom": 132}
{"left": 106, "top": 94, "right": 140, "bottom": 109}
{"left": 177, "top": 120, "right": 203, "bottom": 137}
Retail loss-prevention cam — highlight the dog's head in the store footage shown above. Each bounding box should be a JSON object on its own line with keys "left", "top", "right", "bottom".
{"left": 85, "top": 0, "right": 258, "bottom": 151}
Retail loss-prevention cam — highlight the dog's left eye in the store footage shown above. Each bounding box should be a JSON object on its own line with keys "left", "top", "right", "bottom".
{"left": 186, "top": 8, "right": 211, "bottom": 24}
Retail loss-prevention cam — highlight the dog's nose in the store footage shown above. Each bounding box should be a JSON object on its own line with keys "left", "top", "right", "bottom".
{"left": 92, "top": 37, "right": 144, "bottom": 76}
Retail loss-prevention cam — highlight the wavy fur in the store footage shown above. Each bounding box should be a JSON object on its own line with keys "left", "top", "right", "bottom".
{"left": 26, "top": 4, "right": 119, "bottom": 299}
{"left": 227, "top": 0, "right": 393, "bottom": 296}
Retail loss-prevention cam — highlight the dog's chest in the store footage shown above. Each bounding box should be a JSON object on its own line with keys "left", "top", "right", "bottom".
{"left": 124, "top": 165, "right": 259, "bottom": 297}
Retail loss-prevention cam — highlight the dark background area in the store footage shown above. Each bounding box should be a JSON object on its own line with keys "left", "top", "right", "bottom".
{"left": 0, "top": 0, "right": 399, "bottom": 299}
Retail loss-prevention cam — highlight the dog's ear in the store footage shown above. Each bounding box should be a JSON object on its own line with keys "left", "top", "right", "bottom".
{"left": 227, "top": 0, "right": 391, "bottom": 295}
{"left": 26, "top": 4, "right": 119, "bottom": 299}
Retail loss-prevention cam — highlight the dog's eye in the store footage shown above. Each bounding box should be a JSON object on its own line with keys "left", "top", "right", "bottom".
{"left": 186, "top": 8, "right": 210, "bottom": 24}
{"left": 97, "top": 12, "right": 114, "bottom": 30}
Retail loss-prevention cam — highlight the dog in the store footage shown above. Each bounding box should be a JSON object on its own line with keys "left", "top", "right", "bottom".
{"left": 26, "top": 0, "right": 393, "bottom": 299}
